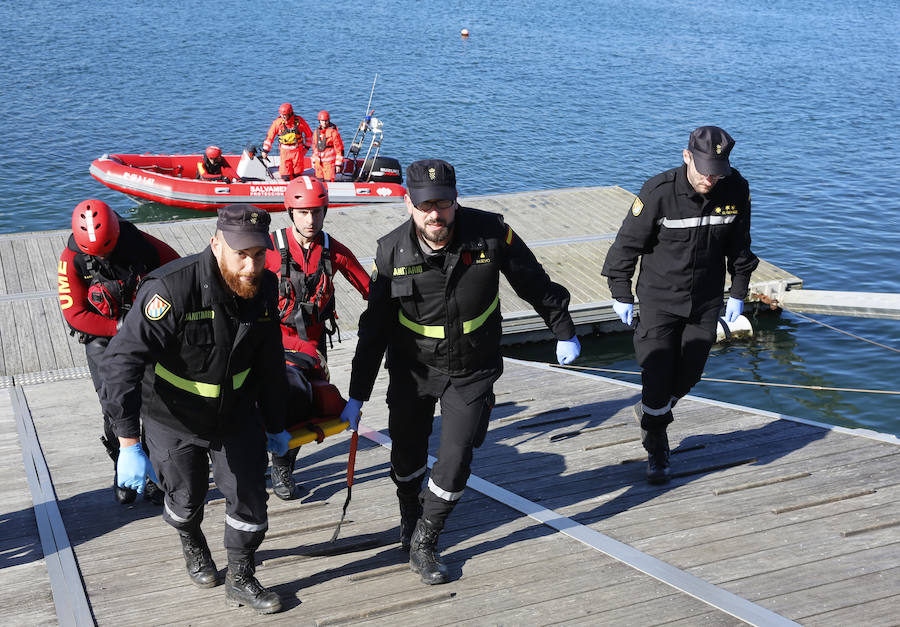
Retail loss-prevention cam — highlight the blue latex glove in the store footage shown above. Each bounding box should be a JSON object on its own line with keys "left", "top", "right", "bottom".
{"left": 266, "top": 430, "right": 291, "bottom": 457}
{"left": 725, "top": 297, "right": 744, "bottom": 323}
{"left": 612, "top": 300, "right": 634, "bottom": 325}
{"left": 341, "top": 398, "right": 363, "bottom": 432}
{"left": 556, "top": 336, "right": 581, "bottom": 365}
{"left": 117, "top": 443, "right": 156, "bottom": 495}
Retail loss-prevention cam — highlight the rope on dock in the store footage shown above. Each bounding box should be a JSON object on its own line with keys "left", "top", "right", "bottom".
{"left": 553, "top": 364, "right": 900, "bottom": 396}
{"left": 783, "top": 307, "right": 900, "bottom": 354}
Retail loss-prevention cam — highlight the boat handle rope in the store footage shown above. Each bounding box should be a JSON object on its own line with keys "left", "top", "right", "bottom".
{"left": 548, "top": 363, "right": 900, "bottom": 396}
{"left": 780, "top": 307, "right": 900, "bottom": 354}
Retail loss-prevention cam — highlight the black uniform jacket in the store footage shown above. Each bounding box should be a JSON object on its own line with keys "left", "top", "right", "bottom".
{"left": 602, "top": 165, "right": 759, "bottom": 317}
{"left": 349, "top": 206, "right": 575, "bottom": 403}
{"left": 99, "top": 247, "right": 288, "bottom": 444}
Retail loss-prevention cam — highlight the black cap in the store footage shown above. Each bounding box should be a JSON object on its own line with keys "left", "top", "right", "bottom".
{"left": 688, "top": 126, "right": 735, "bottom": 177}
{"left": 405, "top": 159, "right": 458, "bottom": 206}
{"left": 216, "top": 204, "right": 273, "bottom": 250}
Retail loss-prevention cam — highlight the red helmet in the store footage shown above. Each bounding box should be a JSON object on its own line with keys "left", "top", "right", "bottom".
{"left": 278, "top": 102, "right": 293, "bottom": 117}
{"left": 284, "top": 176, "right": 329, "bottom": 212}
{"left": 72, "top": 200, "right": 120, "bottom": 256}
{"left": 318, "top": 110, "right": 330, "bottom": 122}
{"left": 205, "top": 145, "right": 222, "bottom": 160}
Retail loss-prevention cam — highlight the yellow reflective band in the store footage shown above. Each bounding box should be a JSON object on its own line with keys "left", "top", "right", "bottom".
{"left": 505, "top": 226, "right": 513, "bottom": 245}
{"left": 155, "top": 363, "right": 220, "bottom": 398}
{"left": 233, "top": 368, "right": 250, "bottom": 390}
{"left": 397, "top": 292, "right": 499, "bottom": 338}
{"left": 462, "top": 293, "right": 500, "bottom": 334}
{"left": 398, "top": 310, "right": 445, "bottom": 338}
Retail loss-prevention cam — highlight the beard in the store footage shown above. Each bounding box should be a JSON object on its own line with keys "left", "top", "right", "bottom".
{"left": 220, "top": 264, "right": 261, "bottom": 299}
{"left": 418, "top": 217, "right": 453, "bottom": 246}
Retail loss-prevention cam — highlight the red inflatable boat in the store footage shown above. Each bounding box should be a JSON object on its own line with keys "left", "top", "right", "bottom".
{"left": 89, "top": 149, "right": 405, "bottom": 212}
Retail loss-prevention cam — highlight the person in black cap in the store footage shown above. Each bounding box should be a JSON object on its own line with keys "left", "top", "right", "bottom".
{"left": 338, "top": 159, "right": 581, "bottom": 585}
{"left": 98, "top": 204, "right": 292, "bottom": 614}
{"left": 601, "top": 126, "right": 759, "bottom": 484}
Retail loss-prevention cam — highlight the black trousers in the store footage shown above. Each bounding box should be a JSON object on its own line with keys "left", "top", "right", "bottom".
{"left": 85, "top": 336, "right": 117, "bottom": 446}
{"left": 387, "top": 375, "right": 494, "bottom": 526}
{"left": 633, "top": 304, "right": 719, "bottom": 430}
{"left": 144, "top": 416, "right": 269, "bottom": 563}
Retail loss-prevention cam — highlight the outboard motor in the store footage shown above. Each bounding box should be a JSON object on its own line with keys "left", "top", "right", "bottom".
{"left": 359, "top": 156, "right": 402, "bottom": 184}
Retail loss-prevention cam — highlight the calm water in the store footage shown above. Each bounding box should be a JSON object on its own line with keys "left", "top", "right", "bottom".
{"left": 2, "top": 1, "right": 898, "bottom": 434}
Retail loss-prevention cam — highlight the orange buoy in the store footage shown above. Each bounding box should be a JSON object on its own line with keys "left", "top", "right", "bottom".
{"left": 460, "top": 28, "right": 469, "bottom": 39}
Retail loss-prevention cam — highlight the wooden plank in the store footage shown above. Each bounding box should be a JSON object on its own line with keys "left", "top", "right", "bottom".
{"left": 0, "top": 238, "right": 18, "bottom": 295}
{"left": 0, "top": 302, "right": 22, "bottom": 376}
{"left": 781, "top": 289, "right": 900, "bottom": 320}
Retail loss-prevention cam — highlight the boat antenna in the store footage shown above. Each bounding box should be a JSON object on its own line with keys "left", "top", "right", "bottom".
{"left": 364, "top": 73, "right": 378, "bottom": 118}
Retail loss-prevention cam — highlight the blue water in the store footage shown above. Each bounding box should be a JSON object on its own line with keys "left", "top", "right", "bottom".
{"left": 2, "top": 1, "right": 898, "bottom": 434}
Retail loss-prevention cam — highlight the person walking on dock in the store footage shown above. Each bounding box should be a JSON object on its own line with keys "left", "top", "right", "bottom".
{"left": 58, "top": 199, "right": 179, "bottom": 506}
{"left": 338, "top": 159, "right": 581, "bottom": 584}
{"left": 264, "top": 175, "right": 370, "bottom": 500}
{"left": 98, "top": 205, "right": 292, "bottom": 614}
{"left": 602, "top": 126, "right": 759, "bottom": 484}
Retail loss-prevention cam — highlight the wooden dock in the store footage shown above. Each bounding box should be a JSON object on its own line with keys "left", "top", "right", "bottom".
{"left": 3, "top": 187, "right": 898, "bottom": 625}
{"left": 0, "top": 186, "right": 800, "bottom": 378}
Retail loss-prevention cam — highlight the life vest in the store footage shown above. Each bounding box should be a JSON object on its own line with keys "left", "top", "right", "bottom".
{"left": 69, "top": 220, "right": 158, "bottom": 321}
{"left": 274, "top": 227, "right": 337, "bottom": 341}
{"left": 315, "top": 124, "right": 336, "bottom": 152}
{"left": 197, "top": 155, "right": 225, "bottom": 179}
{"left": 278, "top": 118, "right": 305, "bottom": 147}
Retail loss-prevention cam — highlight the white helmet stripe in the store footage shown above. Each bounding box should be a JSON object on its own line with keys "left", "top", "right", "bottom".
{"left": 85, "top": 209, "right": 98, "bottom": 242}
{"left": 301, "top": 175, "right": 313, "bottom": 189}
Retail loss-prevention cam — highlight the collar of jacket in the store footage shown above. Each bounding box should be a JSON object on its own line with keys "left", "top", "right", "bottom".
{"left": 399, "top": 206, "right": 489, "bottom": 264}
{"left": 675, "top": 163, "right": 704, "bottom": 202}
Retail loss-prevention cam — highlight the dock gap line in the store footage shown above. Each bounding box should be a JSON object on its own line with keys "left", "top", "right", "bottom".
{"left": 10, "top": 386, "right": 94, "bottom": 626}
{"left": 713, "top": 472, "right": 811, "bottom": 496}
{"left": 771, "top": 489, "right": 876, "bottom": 514}
{"left": 841, "top": 519, "right": 900, "bottom": 538}
{"left": 314, "top": 589, "right": 454, "bottom": 626}
{"left": 357, "top": 426, "right": 799, "bottom": 626}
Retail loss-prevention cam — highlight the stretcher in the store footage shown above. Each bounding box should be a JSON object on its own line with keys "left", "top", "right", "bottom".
{"left": 286, "top": 379, "right": 349, "bottom": 449}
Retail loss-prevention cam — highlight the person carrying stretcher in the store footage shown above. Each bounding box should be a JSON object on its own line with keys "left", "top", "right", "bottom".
{"left": 264, "top": 175, "right": 370, "bottom": 499}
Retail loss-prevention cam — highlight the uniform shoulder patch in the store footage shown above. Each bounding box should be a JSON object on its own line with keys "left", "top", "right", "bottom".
{"left": 144, "top": 293, "right": 172, "bottom": 321}
{"left": 631, "top": 197, "right": 644, "bottom": 216}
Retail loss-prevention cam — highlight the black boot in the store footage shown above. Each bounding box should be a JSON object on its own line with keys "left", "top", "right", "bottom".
{"left": 270, "top": 448, "right": 299, "bottom": 501}
{"left": 409, "top": 518, "right": 449, "bottom": 585}
{"left": 102, "top": 436, "right": 137, "bottom": 505}
{"left": 225, "top": 558, "right": 281, "bottom": 614}
{"left": 179, "top": 530, "right": 220, "bottom": 588}
{"left": 634, "top": 402, "right": 671, "bottom": 484}
{"left": 144, "top": 479, "right": 164, "bottom": 506}
{"left": 398, "top": 494, "right": 423, "bottom": 551}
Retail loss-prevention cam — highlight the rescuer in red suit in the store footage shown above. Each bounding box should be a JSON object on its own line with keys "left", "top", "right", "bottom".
{"left": 58, "top": 199, "right": 180, "bottom": 505}
{"left": 263, "top": 175, "right": 370, "bottom": 499}
{"left": 311, "top": 110, "right": 345, "bottom": 182}
{"left": 261, "top": 103, "right": 312, "bottom": 181}
{"left": 197, "top": 145, "right": 231, "bottom": 182}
